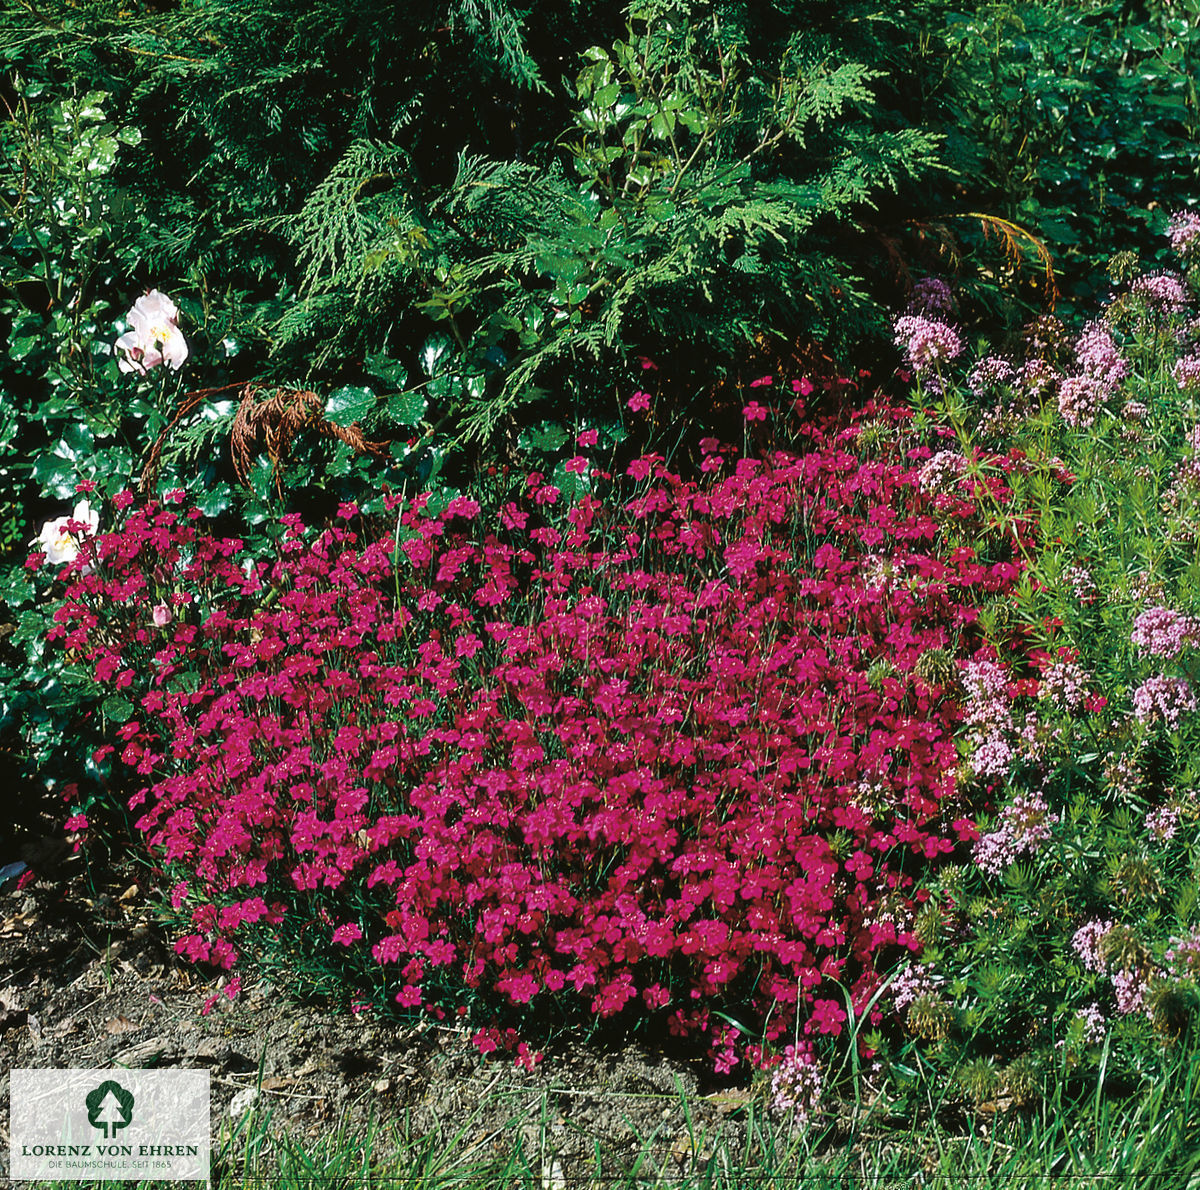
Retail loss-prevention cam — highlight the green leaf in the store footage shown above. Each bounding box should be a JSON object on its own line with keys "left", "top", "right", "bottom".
{"left": 102, "top": 695, "right": 133, "bottom": 723}
{"left": 325, "top": 385, "right": 375, "bottom": 425}
{"left": 387, "top": 390, "right": 427, "bottom": 427}
{"left": 519, "top": 421, "right": 568, "bottom": 453}
{"left": 364, "top": 351, "right": 408, "bottom": 389}
{"left": 195, "top": 482, "right": 233, "bottom": 518}
{"left": 32, "top": 424, "right": 96, "bottom": 499}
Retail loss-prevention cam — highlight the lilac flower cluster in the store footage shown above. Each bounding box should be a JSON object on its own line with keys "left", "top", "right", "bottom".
{"left": 1075, "top": 321, "right": 1129, "bottom": 390}
{"left": 1018, "top": 358, "right": 1059, "bottom": 398}
{"left": 1168, "top": 209, "right": 1200, "bottom": 260}
{"left": 1121, "top": 399, "right": 1148, "bottom": 423}
{"left": 1174, "top": 355, "right": 1200, "bottom": 391}
{"left": 1112, "top": 969, "right": 1147, "bottom": 1015}
{"left": 1145, "top": 804, "right": 1181, "bottom": 843}
{"left": 917, "top": 450, "right": 966, "bottom": 495}
{"left": 769, "top": 1043, "right": 823, "bottom": 1126}
{"left": 906, "top": 277, "right": 955, "bottom": 316}
{"left": 1131, "top": 270, "right": 1189, "bottom": 315}
{"left": 1178, "top": 426, "right": 1200, "bottom": 488}
{"left": 1071, "top": 919, "right": 1114, "bottom": 974}
{"left": 968, "top": 356, "right": 1015, "bottom": 397}
{"left": 1125, "top": 572, "right": 1165, "bottom": 607}
{"left": 1104, "top": 751, "right": 1142, "bottom": 800}
{"left": 1073, "top": 1004, "right": 1107, "bottom": 1046}
{"left": 961, "top": 659, "right": 1015, "bottom": 779}
{"left": 1064, "top": 564, "right": 1097, "bottom": 603}
{"left": 974, "top": 791, "right": 1060, "bottom": 877}
{"left": 1166, "top": 926, "right": 1200, "bottom": 977}
{"left": 1040, "top": 659, "right": 1089, "bottom": 711}
{"left": 893, "top": 315, "right": 964, "bottom": 374}
{"left": 1023, "top": 315, "right": 1069, "bottom": 360}
{"left": 891, "top": 962, "right": 942, "bottom": 1012}
{"left": 1132, "top": 675, "right": 1197, "bottom": 729}
{"left": 1131, "top": 606, "right": 1199, "bottom": 657}
{"left": 1057, "top": 375, "right": 1106, "bottom": 428}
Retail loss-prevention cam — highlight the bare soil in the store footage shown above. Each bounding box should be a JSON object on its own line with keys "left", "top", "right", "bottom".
{"left": 0, "top": 825, "right": 774, "bottom": 1184}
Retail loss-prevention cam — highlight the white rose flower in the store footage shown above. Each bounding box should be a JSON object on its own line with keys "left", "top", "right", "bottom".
{"left": 115, "top": 289, "right": 189, "bottom": 374}
{"left": 36, "top": 499, "right": 100, "bottom": 566}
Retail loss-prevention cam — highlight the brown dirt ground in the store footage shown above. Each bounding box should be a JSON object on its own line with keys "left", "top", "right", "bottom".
{"left": 0, "top": 824, "right": 814, "bottom": 1185}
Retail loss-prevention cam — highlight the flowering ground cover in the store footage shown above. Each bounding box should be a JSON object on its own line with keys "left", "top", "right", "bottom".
{"left": 35, "top": 391, "right": 1025, "bottom": 1097}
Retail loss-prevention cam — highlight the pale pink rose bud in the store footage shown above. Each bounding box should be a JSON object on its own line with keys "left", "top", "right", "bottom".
{"left": 151, "top": 603, "right": 173, "bottom": 628}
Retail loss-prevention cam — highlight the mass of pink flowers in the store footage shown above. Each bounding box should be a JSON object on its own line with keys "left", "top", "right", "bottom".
{"left": 973, "top": 791, "right": 1059, "bottom": 878}
{"left": 45, "top": 402, "right": 1020, "bottom": 1063}
{"left": 1130, "top": 605, "right": 1200, "bottom": 658}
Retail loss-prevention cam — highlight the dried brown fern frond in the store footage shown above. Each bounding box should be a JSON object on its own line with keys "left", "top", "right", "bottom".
{"left": 140, "top": 381, "right": 246, "bottom": 493}
{"left": 230, "top": 384, "right": 388, "bottom": 494}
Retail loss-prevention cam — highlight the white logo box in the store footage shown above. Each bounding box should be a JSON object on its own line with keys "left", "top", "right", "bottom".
{"left": 9, "top": 1069, "right": 209, "bottom": 1182}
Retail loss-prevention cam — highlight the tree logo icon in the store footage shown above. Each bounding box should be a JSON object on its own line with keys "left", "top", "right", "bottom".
{"left": 85, "top": 1080, "right": 135, "bottom": 1138}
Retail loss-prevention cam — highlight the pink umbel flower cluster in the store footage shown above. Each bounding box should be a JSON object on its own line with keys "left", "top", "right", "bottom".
{"left": 1133, "top": 675, "right": 1197, "bottom": 729}
{"left": 1131, "top": 271, "right": 1189, "bottom": 315}
{"left": 1174, "top": 355, "right": 1200, "bottom": 391}
{"left": 1131, "top": 605, "right": 1200, "bottom": 658}
{"left": 1166, "top": 926, "right": 1200, "bottom": 977}
{"left": 47, "top": 402, "right": 1020, "bottom": 1063}
{"left": 1073, "top": 1004, "right": 1107, "bottom": 1046}
{"left": 1057, "top": 375, "right": 1107, "bottom": 428}
{"left": 961, "top": 659, "right": 1015, "bottom": 780}
{"left": 906, "top": 277, "right": 955, "bottom": 316}
{"left": 769, "top": 1043, "right": 823, "bottom": 1125}
{"left": 1018, "top": 358, "right": 1059, "bottom": 398}
{"left": 893, "top": 315, "right": 964, "bottom": 374}
{"left": 1064, "top": 564, "right": 1097, "bottom": 603}
{"left": 967, "top": 356, "right": 1015, "bottom": 398}
{"left": 1075, "top": 321, "right": 1129, "bottom": 390}
{"left": 1040, "top": 658, "right": 1090, "bottom": 712}
{"left": 890, "top": 962, "right": 942, "bottom": 1011}
{"left": 1055, "top": 320, "right": 1129, "bottom": 427}
{"left": 1112, "top": 968, "right": 1147, "bottom": 1015}
{"left": 1072, "top": 919, "right": 1113, "bottom": 974}
{"left": 1145, "top": 804, "right": 1181, "bottom": 843}
{"left": 973, "top": 791, "right": 1059, "bottom": 877}
{"left": 917, "top": 450, "right": 966, "bottom": 496}
{"left": 1048, "top": 319, "right": 1131, "bottom": 429}
{"left": 1168, "top": 209, "right": 1200, "bottom": 260}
